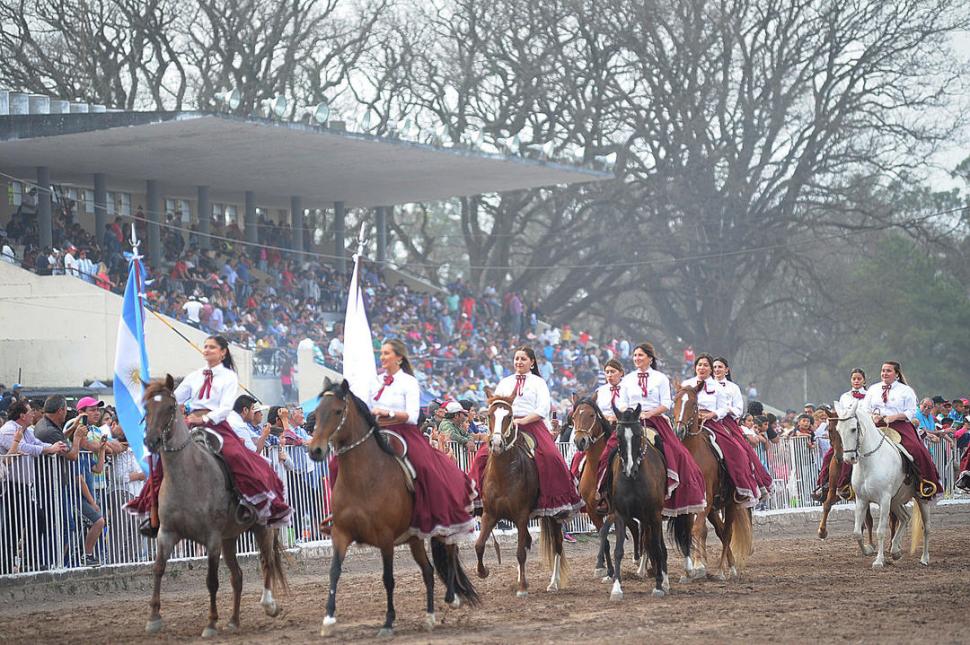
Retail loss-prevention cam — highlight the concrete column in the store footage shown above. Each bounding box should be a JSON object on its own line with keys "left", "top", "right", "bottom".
{"left": 245, "top": 191, "right": 257, "bottom": 245}
{"left": 376, "top": 206, "right": 388, "bottom": 263}
{"left": 196, "top": 186, "right": 210, "bottom": 250}
{"left": 334, "top": 200, "right": 346, "bottom": 273}
{"left": 146, "top": 179, "right": 161, "bottom": 269}
{"left": 290, "top": 196, "right": 303, "bottom": 254}
{"left": 93, "top": 173, "right": 107, "bottom": 244}
{"left": 36, "top": 166, "right": 52, "bottom": 249}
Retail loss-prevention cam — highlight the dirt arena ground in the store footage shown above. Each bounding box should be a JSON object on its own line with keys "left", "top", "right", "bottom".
{"left": 3, "top": 524, "right": 968, "bottom": 644}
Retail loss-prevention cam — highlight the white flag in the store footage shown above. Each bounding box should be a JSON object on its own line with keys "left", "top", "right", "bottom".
{"left": 341, "top": 252, "right": 378, "bottom": 400}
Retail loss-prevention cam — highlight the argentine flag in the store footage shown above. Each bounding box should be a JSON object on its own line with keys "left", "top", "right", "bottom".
{"left": 113, "top": 255, "right": 151, "bottom": 465}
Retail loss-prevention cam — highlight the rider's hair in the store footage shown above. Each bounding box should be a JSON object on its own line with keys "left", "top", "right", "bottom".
{"left": 634, "top": 342, "right": 659, "bottom": 368}
{"left": 514, "top": 346, "right": 541, "bottom": 377}
{"left": 884, "top": 361, "right": 906, "bottom": 384}
{"left": 850, "top": 368, "right": 866, "bottom": 383}
{"left": 383, "top": 338, "right": 414, "bottom": 376}
{"left": 207, "top": 335, "right": 236, "bottom": 371}
{"left": 603, "top": 358, "right": 624, "bottom": 373}
{"left": 693, "top": 353, "right": 714, "bottom": 371}
{"left": 713, "top": 356, "right": 733, "bottom": 382}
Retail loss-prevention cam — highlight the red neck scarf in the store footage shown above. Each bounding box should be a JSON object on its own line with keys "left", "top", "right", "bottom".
{"left": 851, "top": 390, "right": 865, "bottom": 400}
{"left": 637, "top": 371, "right": 649, "bottom": 397}
{"left": 610, "top": 385, "right": 621, "bottom": 404}
{"left": 199, "top": 369, "right": 214, "bottom": 399}
{"left": 515, "top": 374, "right": 526, "bottom": 397}
{"left": 882, "top": 383, "right": 891, "bottom": 403}
{"left": 375, "top": 373, "right": 394, "bottom": 400}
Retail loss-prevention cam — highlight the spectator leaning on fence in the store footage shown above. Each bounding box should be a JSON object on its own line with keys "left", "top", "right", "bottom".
{"left": 64, "top": 409, "right": 109, "bottom": 567}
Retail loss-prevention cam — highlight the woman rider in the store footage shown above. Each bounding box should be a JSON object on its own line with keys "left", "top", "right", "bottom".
{"left": 712, "top": 357, "right": 773, "bottom": 496}
{"left": 812, "top": 368, "right": 866, "bottom": 501}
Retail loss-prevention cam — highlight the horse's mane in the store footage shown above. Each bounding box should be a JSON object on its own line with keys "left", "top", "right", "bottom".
{"left": 574, "top": 397, "right": 613, "bottom": 437}
{"left": 320, "top": 380, "right": 395, "bottom": 457}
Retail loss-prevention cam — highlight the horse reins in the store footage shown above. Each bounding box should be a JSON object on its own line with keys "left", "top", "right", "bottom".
{"left": 839, "top": 413, "right": 887, "bottom": 459}
{"left": 147, "top": 400, "right": 192, "bottom": 453}
{"left": 572, "top": 407, "right": 605, "bottom": 446}
{"left": 674, "top": 393, "right": 703, "bottom": 438}
{"left": 487, "top": 402, "right": 519, "bottom": 450}
{"left": 323, "top": 391, "right": 378, "bottom": 457}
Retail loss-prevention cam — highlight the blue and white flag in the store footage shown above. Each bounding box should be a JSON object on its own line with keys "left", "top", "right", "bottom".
{"left": 113, "top": 254, "right": 151, "bottom": 465}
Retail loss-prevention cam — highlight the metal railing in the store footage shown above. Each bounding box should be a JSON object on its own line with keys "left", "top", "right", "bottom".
{"left": 0, "top": 436, "right": 963, "bottom": 577}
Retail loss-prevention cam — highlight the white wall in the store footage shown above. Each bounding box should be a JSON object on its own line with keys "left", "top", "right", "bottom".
{"left": 0, "top": 260, "right": 252, "bottom": 388}
{"left": 297, "top": 339, "right": 342, "bottom": 403}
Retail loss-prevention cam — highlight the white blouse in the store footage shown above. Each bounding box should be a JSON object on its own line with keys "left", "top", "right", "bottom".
{"left": 863, "top": 380, "right": 917, "bottom": 419}
{"left": 368, "top": 370, "right": 420, "bottom": 425}
{"left": 619, "top": 368, "right": 672, "bottom": 412}
{"left": 680, "top": 376, "right": 719, "bottom": 413}
{"left": 174, "top": 363, "right": 239, "bottom": 424}
{"left": 596, "top": 382, "right": 623, "bottom": 418}
{"left": 714, "top": 379, "right": 744, "bottom": 420}
{"left": 838, "top": 387, "right": 868, "bottom": 410}
{"left": 494, "top": 372, "right": 551, "bottom": 419}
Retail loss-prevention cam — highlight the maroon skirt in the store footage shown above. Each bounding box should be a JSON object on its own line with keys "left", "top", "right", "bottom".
{"left": 960, "top": 444, "right": 970, "bottom": 474}
{"left": 126, "top": 421, "right": 292, "bottom": 528}
{"left": 816, "top": 445, "right": 852, "bottom": 490}
{"left": 642, "top": 416, "right": 708, "bottom": 516}
{"left": 569, "top": 450, "right": 587, "bottom": 480}
{"left": 721, "top": 416, "right": 774, "bottom": 491}
{"left": 703, "top": 419, "right": 760, "bottom": 507}
{"left": 595, "top": 433, "right": 620, "bottom": 487}
{"left": 888, "top": 420, "right": 942, "bottom": 500}
{"left": 471, "top": 419, "right": 582, "bottom": 518}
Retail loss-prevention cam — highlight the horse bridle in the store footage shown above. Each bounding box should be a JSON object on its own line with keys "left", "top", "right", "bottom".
{"left": 323, "top": 391, "right": 376, "bottom": 457}
{"left": 838, "top": 410, "right": 887, "bottom": 459}
{"left": 146, "top": 397, "right": 192, "bottom": 453}
{"left": 572, "top": 403, "right": 605, "bottom": 447}
{"left": 674, "top": 392, "right": 702, "bottom": 439}
{"left": 487, "top": 401, "right": 519, "bottom": 450}
{"left": 616, "top": 418, "right": 644, "bottom": 474}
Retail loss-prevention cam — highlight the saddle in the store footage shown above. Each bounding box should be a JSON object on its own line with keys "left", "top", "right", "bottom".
{"left": 378, "top": 429, "right": 417, "bottom": 493}
{"left": 518, "top": 431, "right": 536, "bottom": 459}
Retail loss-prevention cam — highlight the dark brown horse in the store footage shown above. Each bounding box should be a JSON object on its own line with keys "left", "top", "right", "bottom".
{"left": 307, "top": 379, "right": 478, "bottom": 638}
{"left": 142, "top": 377, "right": 287, "bottom": 638}
{"left": 474, "top": 392, "right": 566, "bottom": 597}
{"left": 671, "top": 381, "right": 753, "bottom": 582}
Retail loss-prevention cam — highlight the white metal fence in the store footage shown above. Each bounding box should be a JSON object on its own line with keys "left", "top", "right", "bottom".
{"left": 0, "top": 436, "right": 962, "bottom": 576}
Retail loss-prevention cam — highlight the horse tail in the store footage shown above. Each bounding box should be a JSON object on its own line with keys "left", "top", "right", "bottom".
{"left": 540, "top": 516, "right": 568, "bottom": 586}
{"left": 431, "top": 538, "right": 481, "bottom": 607}
{"left": 727, "top": 501, "right": 753, "bottom": 570}
{"left": 268, "top": 528, "right": 290, "bottom": 594}
{"left": 910, "top": 500, "right": 924, "bottom": 556}
{"left": 667, "top": 513, "right": 693, "bottom": 558}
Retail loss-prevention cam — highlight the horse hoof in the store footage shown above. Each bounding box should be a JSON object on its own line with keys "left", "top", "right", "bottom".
{"left": 872, "top": 561, "right": 884, "bottom": 570}
{"left": 377, "top": 627, "right": 394, "bottom": 638}
{"left": 202, "top": 626, "right": 218, "bottom": 639}
{"left": 692, "top": 567, "right": 707, "bottom": 580}
{"left": 679, "top": 575, "right": 691, "bottom": 584}
{"left": 610, "top": 591, "right": 623, "bottom": 601}
{"left": 920, "top": 556, "right": 930, "bottom": 566}
{"left": 862, "top": 546, "right": 875, "bottom": 556}
{"left": 546, "top": 583, "right": 559, "bottom": 592}
{"left": 449, "top": 597, "right": 461, "bottom": 609}
{"left": 652, "top": 588, "right": 666, "bottom": 598}
{"left": 593, "top": 567, "right": 608, "bottom": 578}
{"left": 714, "top": 572, "right": 727, "bottom": 581}
{"left": 321, "top": 616, "right": 337, "bottom": 637}
{"left": 729, "top": 566, "right": 739, "bottom": 581}
{"left": 145, "top": 619, "right": 162, "bottom": 634}
{"left": 424, "top": 613, "right": 436, "bottom": 631}
{"left": 477, "top": 566, "right": 489, "bottom": 579}
{"left": 818, "top": 529, "right": 828, "bottom": 540}
{"left": 262, "top": 601, "right": 280, "bottom": 618}
{"left": 601, "top": 575, "right": 612, "bottom": 584}
{"left": 516, "top": 590, "right": 529, "bottom": 598}
{"left": 891, "top": 549, "right": 902, "bottom": 561}
{"left": 227, "top": 621, "right": 239, "bottom": 632}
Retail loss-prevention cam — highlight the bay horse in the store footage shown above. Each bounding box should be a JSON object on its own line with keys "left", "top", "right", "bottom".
{"left": 671, "top": 381, "right": 753, "bottom": 581}
{"left": 832, "top": 400, "right": 931, "bottom": 568}
{"left": 307, "top": 378, "right": 478, "bottom": 638}
{"left": 142, "top": 376, "right": 286, "bottom": 638}
{"left": 607, "top": 404, "right": 676, "bottom": 599}
{"left": 571, "top": 398, "right": 619, "bottom": 578}
{"left": 474, "top": 391, "right": 566, "bottom": 597}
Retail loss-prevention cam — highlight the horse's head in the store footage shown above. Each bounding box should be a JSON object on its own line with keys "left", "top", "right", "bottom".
{"left": 614, "top": 404, "right": 643, "bottom": 478}
{"left": 833, "top": 400, "right": 863, "bottom": 464}
{"left": 825, "top": 407, "right": 843, "bottom": 455}
{"left": 572, "top": 398, "right": 608, "bottom": 452}
{"left": 485, "top": 391, "right": 516, "bottom": 455}
{"left": 671, "top": 381, "right": 702, "bottom": 440}
{"left": 309, "top": 378, "right": 368, "bottom": 462}
{"left": 143, "top": 374, "right": 179, "bottom": 453}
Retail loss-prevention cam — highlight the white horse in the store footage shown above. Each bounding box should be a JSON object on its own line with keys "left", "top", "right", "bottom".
{"left": 833, "top": 400, "right": 930, "bottom": 569}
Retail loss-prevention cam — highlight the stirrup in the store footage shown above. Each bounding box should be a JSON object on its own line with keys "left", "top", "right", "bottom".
{"left": 918, "top": 479, "right": 938, "bottom": 499}
{"left": 811, "top": 486, "right": 827, "bottom": 502}
{"left": 235, "top": 501, "right": 257, "bottom": 525}
{"left": 837, "top": 485, "right": 853, "bottom": 501}
{"left": 139, "top": 518, "right": 159, "bottom": 539}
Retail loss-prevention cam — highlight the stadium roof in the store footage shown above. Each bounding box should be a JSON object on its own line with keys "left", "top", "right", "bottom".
{"left": 0, "top": 112, "right": 609, "bottom": 208}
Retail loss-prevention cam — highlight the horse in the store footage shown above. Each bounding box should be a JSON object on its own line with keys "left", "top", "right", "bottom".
{"left": 142, "top": 376, "right": 287, "bottom": 638}
{"left": 817, "top": 409, "right": 877, "bottom": 546}
{"left": 306, "top": 378, "right": 479, "bottom": 638}
{"left": 832, "top": 400, "right": 931, "bottom": 568}
{"left": 670, "top": 381, "right": 753, "bottom": 582}
{"left": 474, "top": 391, "right": 566, "bottom": 597}
{"left": 606, "top": 404, "right": 680, "bottom": 600}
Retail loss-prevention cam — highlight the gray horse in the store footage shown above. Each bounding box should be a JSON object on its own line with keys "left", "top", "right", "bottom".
{"left": 142, "top": 376, "right": 287, "bottom": 638}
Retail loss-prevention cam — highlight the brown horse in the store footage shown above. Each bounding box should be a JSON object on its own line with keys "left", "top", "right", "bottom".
{"left": 307, "top": 379, "right": 478, "bottom": 638}
{"left": 142, "top": 377, "right": 287, "bottom": 638}
{"left": 818, "top": 409, "right": 878, "bottom": 547}
{"left": 671, "top": 381, "right": 753, "bottom": 582}
{"left": 571, "top": 398, "right": 618, "bottom": 578}
{"left": 474, "top": 392, "right": 566, "bottom": 597}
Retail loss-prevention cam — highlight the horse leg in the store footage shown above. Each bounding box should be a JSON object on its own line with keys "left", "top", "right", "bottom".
{"left": 515, "top": 518, "right": 530, "bottom": 598}
{"left": 610, "top": 514, "right": 626, "bottom": 601}
{"left": 649, "top": 520, "right": 668, "bottom": 597}
{"left": 146, "top": 528, "right": 177, "bottom": 634}
{"left": 852, "top": 496, "right": 869, "bottom": 557}
{"left": 712, "top": 509, "right": 734, "bottom": 581}
{"left": 595, "top": 518, "right": 613, "bottom": 580}
{"left": 222, "top": 538, "right": 243, "bottom": 631}
{"left": 475, "top": 513, "right": 497, "bottom": 579}
{"left": 202, "top": 543, "right": 221, "bottom": 638}
{"left": 817, "top": 489, "right": 836, "bottom": 540}
{"left": 889, "top": 511, "right": 902, "bottom": 561}
{"left": 377, "top": 545, "right": 396, "bottom": 637}
{"left": 321, "top": 529, "right": 350, "bottom": 637}
{"left": 917, "top": 499, "right": 931, "bottom": 566}
{"left": 546, "top": 519, "right": 564, "bottom": 592}
{"left": 872, "top": 494, "right": 891, "bottom": 569}
{"left": 864, "top": 507, "right": 875, "bottom": 554}
{"left": 686, "top": 510, "right": 708, "bottom": 581}
{"left": 407, "top": 538, "right": 436, "bottom": 630}
{"left": 255, "top": 526, "right": 281, "bottom": 617}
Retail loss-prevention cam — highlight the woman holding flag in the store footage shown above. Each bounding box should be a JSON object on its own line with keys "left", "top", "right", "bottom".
{"left": 126, "top": 335, "right": 291, "bottom": 536}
